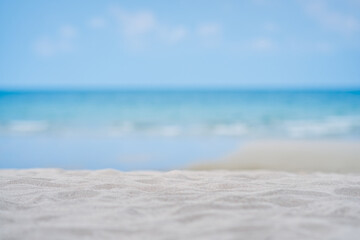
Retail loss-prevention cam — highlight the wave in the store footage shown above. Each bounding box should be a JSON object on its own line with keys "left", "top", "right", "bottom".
{"left": 284, "top": 116, "right": 360, "bottom": 138}
{"left": 0, "top": 116, "right": 359, "bottom": 138}
{"left": 1, "top": 121, "right": 49, "bottom": 133}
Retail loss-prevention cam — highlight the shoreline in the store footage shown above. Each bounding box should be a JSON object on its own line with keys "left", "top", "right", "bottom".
{"left": 191, "top": 139, "right": 360, "bottom": 172}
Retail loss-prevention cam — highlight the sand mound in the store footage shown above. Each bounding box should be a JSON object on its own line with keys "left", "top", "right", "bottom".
{"left": 1, "top": 169, "right": 360, "bottom": 239}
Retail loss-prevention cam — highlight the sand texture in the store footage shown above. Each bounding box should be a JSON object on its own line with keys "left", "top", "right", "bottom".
{"left": 1, "top": 169, "right": 360, "bottom": 239}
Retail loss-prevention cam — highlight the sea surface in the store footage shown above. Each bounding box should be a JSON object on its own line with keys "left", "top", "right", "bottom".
{"left": 1, "top": 90, "right": 360, "bottom": 170}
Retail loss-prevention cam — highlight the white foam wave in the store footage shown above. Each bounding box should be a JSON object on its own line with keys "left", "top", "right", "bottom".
{"left": 155, "top": 126, "right": 182, "bottom": 137}
{"left": 7, "top": 121, "right": 48, "bottom": 133}
{"left": 1, "top": 117, "right": 359, "bottom": 138}
{"left": 211, "top": 124, "right": 248, "bottom": 136}
{"left": 285, "top": 116, "right": 360, "bottom": 138}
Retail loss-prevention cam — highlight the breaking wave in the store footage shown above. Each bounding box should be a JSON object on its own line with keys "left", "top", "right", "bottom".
{"left": 1, "top": 116, "right": 359, "bottom": 138}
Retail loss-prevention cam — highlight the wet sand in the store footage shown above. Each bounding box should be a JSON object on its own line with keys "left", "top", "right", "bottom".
{"left": 192, "top": 140, "right": 360, "bottom": 172}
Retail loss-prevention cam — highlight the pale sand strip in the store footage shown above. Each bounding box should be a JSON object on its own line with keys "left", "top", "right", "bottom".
{"left": 191, "top": 140, "right": 360, "bottom": 172}
{"left": 1, "top": 169, "right": 360, "bottom": 239}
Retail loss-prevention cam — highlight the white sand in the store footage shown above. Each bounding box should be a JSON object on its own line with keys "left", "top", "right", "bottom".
{"left": 1, "top": 169, "right": 360, "bottom": 239}
{"left": 192, "top": 140, "right": 360, "bottom": 172}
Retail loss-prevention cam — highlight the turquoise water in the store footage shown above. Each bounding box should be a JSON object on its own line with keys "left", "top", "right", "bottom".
{"left": 1, "top": 90, "right": 360, "bottom": 170}
{"left": 1, "top": 90, "right": 360, "bottom": 138}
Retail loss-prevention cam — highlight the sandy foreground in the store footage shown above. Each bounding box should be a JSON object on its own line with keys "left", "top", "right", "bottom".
{"left": 1, "top": 169, "right": 360, "bottom": 239}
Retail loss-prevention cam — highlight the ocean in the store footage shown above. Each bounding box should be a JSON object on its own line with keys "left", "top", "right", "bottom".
{"left": 1, "top": 90, "right": 360, "bottom": 170}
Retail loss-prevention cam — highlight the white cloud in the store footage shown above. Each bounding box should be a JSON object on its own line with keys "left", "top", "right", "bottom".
{"left": 34, "top": 38, "right": 56, "bottom": 57}
{"left": 197, "top": 23, "right": 221, "bottom": 37}
{"left": 114, "top": 9, "right": 156, "bottom": 37}
{"left": 306, "top": 1, "right": 360, "bottom": 34}
{"left": 315, "top": 42, "right": 334, "bottom": 53}
{"left": 59, "top": 25, "right": 77, "bottom": 38}
{"left": 110, "top": 6, "right": 188, "bottom": 48}
{"left": 34, "top": 25, "right": 77, "bottom": 57}
{"left": 251, "top": 38, "right": 275, "bottom": 51}
{"left": 196, "top": 23, "right": 222, "bottom": 47}
{"left": 161, "top": 26, "right": 187, "bottom": 44}
{"left": 252, "top": 0, "right": 270, "bottom": 6}
{"left": 126, "top": 13, "right": 156, "bottom": 36}
{"left": 89, "top": 17, "right": 106, "bottom": 29}
{"left": 264, "top": 22, "right": 279, "bottom": 32}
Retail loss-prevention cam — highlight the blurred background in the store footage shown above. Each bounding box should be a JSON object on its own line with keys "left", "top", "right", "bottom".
{"left": 0, "top": 0, "right": 360, "bottom": 170}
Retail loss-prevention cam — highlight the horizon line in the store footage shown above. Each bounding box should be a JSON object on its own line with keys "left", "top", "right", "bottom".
{"left": 1, "top": 86, "right": 360, "bottom": 92}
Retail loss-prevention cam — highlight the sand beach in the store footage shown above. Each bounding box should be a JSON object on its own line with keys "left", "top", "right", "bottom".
{"left": 1, "top": 168, "right": 360, "bottom": 239}
{"left": 2, "top": 0, "right": 360, "bottom": 238}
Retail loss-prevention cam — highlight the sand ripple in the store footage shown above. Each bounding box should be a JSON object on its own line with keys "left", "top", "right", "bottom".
{"left": 1, "top": 169, "right": 360, "bottom": 239}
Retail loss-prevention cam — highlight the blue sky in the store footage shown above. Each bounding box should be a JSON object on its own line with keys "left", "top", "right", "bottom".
{"left": 0, "top": 0, "right": 359, "bottom": 89}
